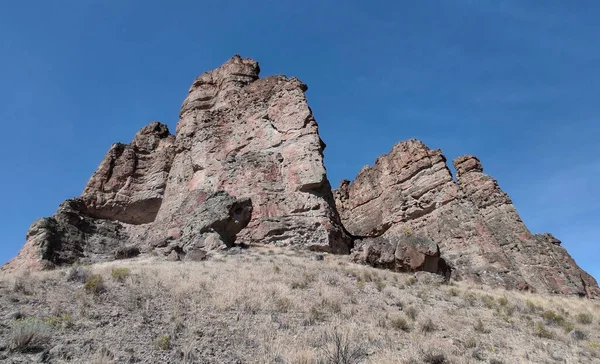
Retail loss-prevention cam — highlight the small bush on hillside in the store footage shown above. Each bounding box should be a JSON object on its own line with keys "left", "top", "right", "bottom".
{"left": 67, "top": 265, "right": 90, "bottom": 283}
{"left": 43, "top": 313, "right": 72, "bottom": 329}
{"left": 84, "top": 274, "right": 105, "bottom": 295}
{"left": 391, "top": 316, "right": 411, "bottom": 332}
{"left": 534, "top": 322, "right": 553, "bottom": 339}
{"left": 11, "top": 273, "right": 32, "bottom": 294}
{"left": 422, "top": 350, "right": 446, "bottom": 364}
{"left": 156, "top": 335, "right": 171, "bottom": 350}
{"left": 474, "top": 318, "right": 489, "bottom": 333}
{"left": 498, "top": 296, "right": 509, "bottom": 306}
{"left": 542, "top": 310, "right": 565, "bottom": 326}
{"left": 320, "top": 330, "right": 366, "bottom": 364}
{"left": 481, "top": 295, "right": 495, "bottom": 308}
{"left": 10, "top": 318, "right": 51, "bottom": 352}
{"left": 375, "top": 279, "right": 386, "bottom": 292}
{"left": 446, "top": 287, "right": 460, "bottom": 297}
{"left": 405, "top": 306, "right": 418, "bottom": 320}
{"left": 420, "top": 318, "right": 436, "bottom": 333}
{"left": 577, "top": 313, "right": 593, "bottom": 325}
{"left": 111, "top": 267, "right": 130, "bottom": 282}
{"left": 274, "top": 297, "right": 293, "bottom": 313}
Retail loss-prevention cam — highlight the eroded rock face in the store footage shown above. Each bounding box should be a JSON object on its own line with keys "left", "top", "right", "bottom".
{"left": 335, "top": 141, "right": 600, "bottom": 298}
{"left": 159, "top": 55, "right": 350, "bottom": 253}
{"left": 351, "top": 235, "right": 444, "bottom": 274}
{"left": 150, "top": 190, "right": 253, "bottom": 261}
{"left": 3, "top": 199, "right": 130, "bottom": 270}
{"left": 80, "top": 122, "right": 175, "bottom": 225}
{"left": 4, "top": 55, "right": 350, "bottom": 272}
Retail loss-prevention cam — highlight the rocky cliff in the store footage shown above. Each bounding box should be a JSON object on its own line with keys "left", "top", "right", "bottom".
{"left": 334, "top": 140, "right": 599, "bottom": 298}
{"left": 4, "top": 56, "right": 598, "bottom": 298}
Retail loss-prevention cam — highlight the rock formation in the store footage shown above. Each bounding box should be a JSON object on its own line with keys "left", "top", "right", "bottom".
{"left": 3, "top": 56, "right": 598, "bottom": 298}
{"left": 3, "top": 55, "right": 350, "bottom": 272}
{"left": 334, "top": 140, "right": 600, "bottom": 298}
{"left": 159, "top": 55, "right": 350, "bottom": 253}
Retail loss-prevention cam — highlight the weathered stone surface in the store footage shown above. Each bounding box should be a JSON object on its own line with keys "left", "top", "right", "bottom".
{"left": 3, "top": 199, "right": 130, "bottom": 270}
{"left": 159, "top": 55, "right": 350, "bottom": 253}
{"left": 155, "top": 191, "right": 253, "bottom": 260}
{"left": 351, "top": 235, "right": 442, "bottom": 273}
{"left": 80, "top": 121, "right": 176, "bottom": 225}
{"left": 335, "top": 140, "right": 600, "bottom": 298}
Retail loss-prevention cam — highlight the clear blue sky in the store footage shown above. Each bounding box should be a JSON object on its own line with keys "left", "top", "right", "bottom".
{"left": 1, "top": 1, "right": 598, "bottom": 281}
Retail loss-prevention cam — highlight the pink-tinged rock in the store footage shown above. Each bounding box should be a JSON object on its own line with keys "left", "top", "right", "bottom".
{"left": 158, "top": 55, "right": 350, "bottom": 253}
{"left": 335, "top": 141, "right": 600, "bottom": 298}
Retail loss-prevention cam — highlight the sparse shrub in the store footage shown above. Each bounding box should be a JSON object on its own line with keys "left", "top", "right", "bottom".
{"left": 474, "top": 318, "right": 489, "bottom": 333}
{"left": 273, "top": 265, "right": 281, "bottom": 273}
{"left": 481, "top": 295, "right": 495, "bottom": 308}
{"left": 111, "top": 267, "right": 130, "bottom": 282}
{"left": 420, "top": 318, "right": 436, "bottom": 333}
{"left": 464, "top": 292, "right": 477, "bottom": 306}
{"left": 406, "top": 276, "right": 417, "bottom": 286}
{"left": 525, "top": 300, "right": 540, "bottom": 313}
{"left": 362, "top": 270, "right": 374, "bottom": 282}
{"left": 489, "top": 360, "right": 504, "bottom": 364}
{"left": 405, "top": 306, "right": 418, "bottom": 320}
{"left": 320, "top": 330, "right": 366, "bottom": 364}
{"left": 498, "top": 296, "right": 508, "bottom": 306}
{"left": 588, "top": 342, "right": 600, "bottom": 352}
{"left": 274, "top": 297, "right": 293, "bottom": 313}
{"left": 561, "top": 321, "right": 575, "bottom": 333}
{"left": 464, "top": 337, "right": 477, "bottom": 349}
{"left": 390, "top": 316, "right": 410, "bottom": 332}
{"left": 11, "top": 273, "right": 32, "bottom": 294}
{"left": 375, "top": 280, "right": 386, "bottom": 292}
{"left": 446, "top": 287, "right": 459, "bottom": 297}
{"left": 291, "top": 280, "right": 308, "bottom": 290}
{"left": 10, "top": 318, "right": 51, "bottom": 352}
{"left": 503, "top": 304, "right": 516, "bottom": 316}
{"left": 422, "top": 350, "right": 446, "bottom": 364}
{"left": 541, "top": 310, "right": 565, "bottom": 326}
{"left": 356, "top": 281, "right": 366, "bottom": 290}
{"left": 306, "top": 306, "right": 326, "bottom": 325}
{"left": 84, "top": 274, "right": 105, "bottom": 295}
{"left": 321, "top": 298, "right": 342, "bottom": 314}
{"left": 156, "top": 335, "right": 171, "bottom": 350}
{"left": 534, "top": 322, "right": 553, "bottom": 339}
{"left": 67, "top": 265, "right": 90, "bottom": 283}
{"left": 43, "top": 313, "right": 72, "bottom": 329}
{"left": 576, "top": 313, "right": 593, "bottom": 325}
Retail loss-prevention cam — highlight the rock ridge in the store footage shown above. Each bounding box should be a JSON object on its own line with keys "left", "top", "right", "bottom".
{"left": 3, "top": 55, "right": 597, "bottom": 299}
{"left": 334, "top": 140, "right": 599, "bottom": 298}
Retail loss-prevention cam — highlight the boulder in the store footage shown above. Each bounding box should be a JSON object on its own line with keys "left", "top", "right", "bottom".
{"left": 351, "top": 235, "right": 441, "bottom": 273}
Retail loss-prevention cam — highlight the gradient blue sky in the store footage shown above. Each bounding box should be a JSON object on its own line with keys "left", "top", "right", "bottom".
{"left": 1, "top": 1, "right": 598, "bottom": 280}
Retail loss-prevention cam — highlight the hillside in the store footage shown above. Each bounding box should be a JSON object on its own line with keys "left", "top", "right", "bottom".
{"left": 1, "top": 247, "right": 599, "bottom": 363}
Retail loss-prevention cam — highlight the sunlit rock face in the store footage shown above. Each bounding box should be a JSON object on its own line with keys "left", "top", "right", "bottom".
{"left": 335, "top": 142, "right": 599, "bottom": 298}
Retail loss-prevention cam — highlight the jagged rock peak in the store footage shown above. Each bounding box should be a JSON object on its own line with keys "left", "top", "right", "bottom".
{"left": 453, "top": 155, "right": 483, "bottom": 177}
{"left": 164, "top": 55, "right": 351, "bottom": 253}
{"left": 80, "top": 121, "right": 175, "bottom": 225}
{"left": 335, "top": 139, "right": 599, "bottom": 298}
{"left": 3, "top": 55, "right": 352, "bottom": 273}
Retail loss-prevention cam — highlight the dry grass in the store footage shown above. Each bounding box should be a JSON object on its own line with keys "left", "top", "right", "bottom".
{"left": 0, "top": 246, "right": 599, "bottom": 363}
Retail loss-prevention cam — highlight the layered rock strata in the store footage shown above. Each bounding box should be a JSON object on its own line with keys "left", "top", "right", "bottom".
{"left": 334, "top": 140, "right": 599, "bottom": 298}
